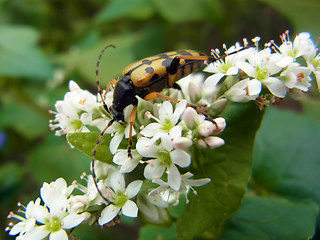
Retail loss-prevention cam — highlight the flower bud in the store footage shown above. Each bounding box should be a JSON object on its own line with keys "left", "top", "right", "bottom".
{"left": 172, "top": 137, "right": 193, "bottom": 150}
{"left": 189, "top": 82, "right": 202, "bottom": 103}
{"left": 197, "top": 139, "right": 207, "bottom": 148}
{"left": 210, "top": 98, "right": 228, "bottom": 115}
{"left": 182, "top": 107, "right": 199, "bottom": 129}
{"left": 198, "top": 121, "right": 214, "bottom": 137}
{"left": 213, "top": 117, "right": 226, "bottom": 134}
{"left": 205, "top": 136, "right": 225, "bottom": 149}
{"left": 69, "top": 80, "right": 81, "bottom": 92}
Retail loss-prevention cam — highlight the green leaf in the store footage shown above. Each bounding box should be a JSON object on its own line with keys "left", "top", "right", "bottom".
{"left": 153, "top": 0, "right": 222, "bottom": 23}
{"left": 30, "top": 135, "right": 89, "bottom": 183}
{"left": 252, "top": 107, "right": 320, "bottom": 205}
{"left": 55, "top": 33, "right": 138, "bottom": 84}
{"left": 0, "top": 102, "right": 48, "bottom": 139}
{"left": 259, "top": 0, "right": 320, "bottom": 37}
{"left": 0, "top": 25, "right": 53, "bottom": 80}
{"left": 67, "top": 132, "right": 113, "bottom": 164}
{"left": 95, "top": 0, "right": 154, "bottom": 22}
{"left": 177, "top": 102, "right": 264, "bottom": 239}
{"left": 139, "top": 224, "right": 177, "bottom": 240}
{"left": 219, "top": 196, "right": 318, "bottom": 240}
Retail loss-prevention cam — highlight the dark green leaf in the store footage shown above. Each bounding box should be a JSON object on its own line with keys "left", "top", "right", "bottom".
{"left": 0, "top": 102, "right": 48, "bottom": 139}
{"left": 139, "top": 224, "right": 177, "bottom": 240}
{"left": 219, "top": 196, "right": 318, "bottom": 240}
{"left": 177, "top": 102, "right": 264, "bottom": 239}
{"left": 0, "top": 25, "right": 53, "bottom": 80}
{"left": 252, "top": 107, "right": 320, "bottom": 205}
{"left": 153, "top": 0, "right": 222, "bottom": 23}
{"left": 67, "top": 132, "right": 113, "bottom": 164}
{"left": 30, "top": 135, "right": 89, "bottom": 183}
{"left": 259, "top": 0, "right": 320, "bottom": 37}
{"left": 95, "top": 0, "right": 154, "bottom": 22}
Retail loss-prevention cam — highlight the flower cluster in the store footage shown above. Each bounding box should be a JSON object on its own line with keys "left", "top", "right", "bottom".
{"left": 7, "top": 31, "right": 320, "bottom": 239}
{"left": 6, "top": 178, "right": 90, "bottom": 240}
{"left": 203, "top": 31, "right": 320, "bottom": 109}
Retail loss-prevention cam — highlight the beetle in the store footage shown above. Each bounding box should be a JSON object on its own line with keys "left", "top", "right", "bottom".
{"left": 91, "top": 45, "right": 242, "bottom": 204}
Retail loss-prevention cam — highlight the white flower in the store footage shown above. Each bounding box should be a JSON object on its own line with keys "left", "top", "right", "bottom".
{"left": 149, "top": 172, "right": 210, "bottom": 204}
{"left": 204, "top": 44, "right": 250, "bottom": 86}
{"left": 177, "top": 73, "right": 217, "bottom": 105}
{"left": 280, "top": 63, "right": 313, "bottom": 91}
{"left": 272, "top": 31, "right": 316, "bottom": 66}
{"left": 237, "top": 48, "right": 286, "bottom": 97}
{"left": 49, "top": 80, "right": 108, "bottom": 135}
{"left": 137, "top": 135, "right": 191, "bottom": 191}
{"left": 113, "top": 149, "right": 142, "bottom": 173}
{"left": 6, "top": 200, "right": 40, "bottom": 238}
{"left": 98, "top": 171, "right": 142, "bottom": 225}
{"left": 224, "top": 78, "right": 260, "bottom": 102}
{"left": 140, "top": 100, "right": 186, "bottom": 145}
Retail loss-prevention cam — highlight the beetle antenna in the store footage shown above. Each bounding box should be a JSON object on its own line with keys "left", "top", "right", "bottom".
{"left": 96, "top": 44, "right": 116, "bottom": 113}
{"left": 91, "top": 118, "right": 115, "bottom": 204}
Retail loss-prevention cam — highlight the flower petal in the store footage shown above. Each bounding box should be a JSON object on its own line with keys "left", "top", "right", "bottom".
{"left": 49, "top": 229, "right": 68, "bottom": 240}
{"left": 170, "top": 149, "right": 191, "bottom": 168}
{"left": 62, "top": 213, "right": 86, "bottom": 229}
{"left": 263, "top": 77, "right": 287, "bottom": 98}
{"left": 122, "top": 200, "right": 138, "bottom": 218}
{"left": 167, "top": 164, "right": 181, "bottom": 191}
{"left": 126, "top": 180, "right": 143, "bottom": 199}
{"left": 98, "top": 205, "right": 121, "bottom": 226}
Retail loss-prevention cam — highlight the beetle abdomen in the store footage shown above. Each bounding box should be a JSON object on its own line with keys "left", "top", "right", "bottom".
{"left": 123, "top": 50, "right": 205, "bottom": 88}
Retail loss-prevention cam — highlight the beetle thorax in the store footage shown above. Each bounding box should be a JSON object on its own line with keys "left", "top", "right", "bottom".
{"left": 110, "top": 75, "right": 137, "bottom": 122}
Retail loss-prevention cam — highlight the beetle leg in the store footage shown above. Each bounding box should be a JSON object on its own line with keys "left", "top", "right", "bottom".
{"left": 144, "top": 92, "right": 218, "bottom": 127}
{"left": 128, "top": 104, "right": 138, "bottom": 159}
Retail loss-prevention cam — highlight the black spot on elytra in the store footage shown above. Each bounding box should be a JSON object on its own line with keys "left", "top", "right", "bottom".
{"left": 150, "top": 74, "right": 160, "bottom": 82}
{"left": 145, "top": 67, "right": 155, "bottom": 74}
{"left": 161, "top": 58, "right": 174, "bottom": 71}
{"left": 177, "top": 50, "right": 192, "bottom": 56}
{"left": 142, "top": 59, "right": 152, "bottom": 65}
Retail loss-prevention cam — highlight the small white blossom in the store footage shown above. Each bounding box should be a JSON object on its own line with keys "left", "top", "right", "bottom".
{"left": 137, "top": 135, "right": 191, "bottom": 191}
{"left": 237, "top": 48, "right": 286, "bottom": 97}
{"left": 113, "top": 149, "right": 142, "bottom": 173}
{"left": 280, "top": 63, "right": 313, "bottom": 91}
{"left": 224, "top": 78, "right": 260, "bottom": 102}
{"left": 98, "top": 171, "right": 142, "bottom": 225}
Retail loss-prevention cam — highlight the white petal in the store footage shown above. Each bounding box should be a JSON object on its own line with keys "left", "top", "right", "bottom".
{"left": 237, "top": 61, "right": 255, "bottom": 77}
{"left": 122, "top": 200, "right": 138, "bottom": 217}
{"left": 169, "top": 125, "right": 182, "bottom": 139}
{"left": 204, "top": 73, "right": 224, "bottom": 87}
{"left": 24, "top": 226, "right": 48, "bottom": 240}
{"left": 167, "top": 164, "right": 181, "bottom": 191}
{"left": 98, "top": 205, "right": 121, "bottom": 226}
{"left": 62, "top": 213, "right": 86, "bottom": 229}
{"left": 113, "top": 150, "right": 129, "bottom": 165}
{"left": 226, "top": 66, "right": 239, "bottom": 75}
{"left": 49, "top": 229, "right": 68, "bottom": 240}
{"left": 161, "top": 135, "right": 173, "bottom": 152}
{"left": 248, "top": 79, "right": 262, "bottom": 95}
{"left": 136, "top": 137, "right": 158, "bottom": 158}
{"left": 110, "top": 132, "right": 124, "bottom": 154}
{"left": 159, "top": 101, "right": 173, "bottom": 122}
{"left": 263, "top": 77, "right": 287, "bottom": 98}
{"left": 170, "top": 149, "right": 191, "bottom": 168}
{"left": 69, "top": 80, "right": 81, "bottom": 92}
{"left": 140, "top": 123, "right": 160, "bottom": 137}
{"left": 110, "top": 171, "right": 125, "bottom": 192}
{"left": 144, "top": 162, "right": 165, "bottom": 180}
{"left": 172, "top": 100, "right": 186, "bottom": 124}
{"left": 126, "top": 180, "right": 143, "bottom": 199}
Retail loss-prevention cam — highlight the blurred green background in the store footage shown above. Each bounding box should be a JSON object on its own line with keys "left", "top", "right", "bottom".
{"left": 0, "top": 0, "right": 319, "bottom": 239}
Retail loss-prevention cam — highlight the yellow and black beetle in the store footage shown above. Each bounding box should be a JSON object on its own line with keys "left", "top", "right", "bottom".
{"left": 92, "top": 45, "right": 241, "bottom": 203}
